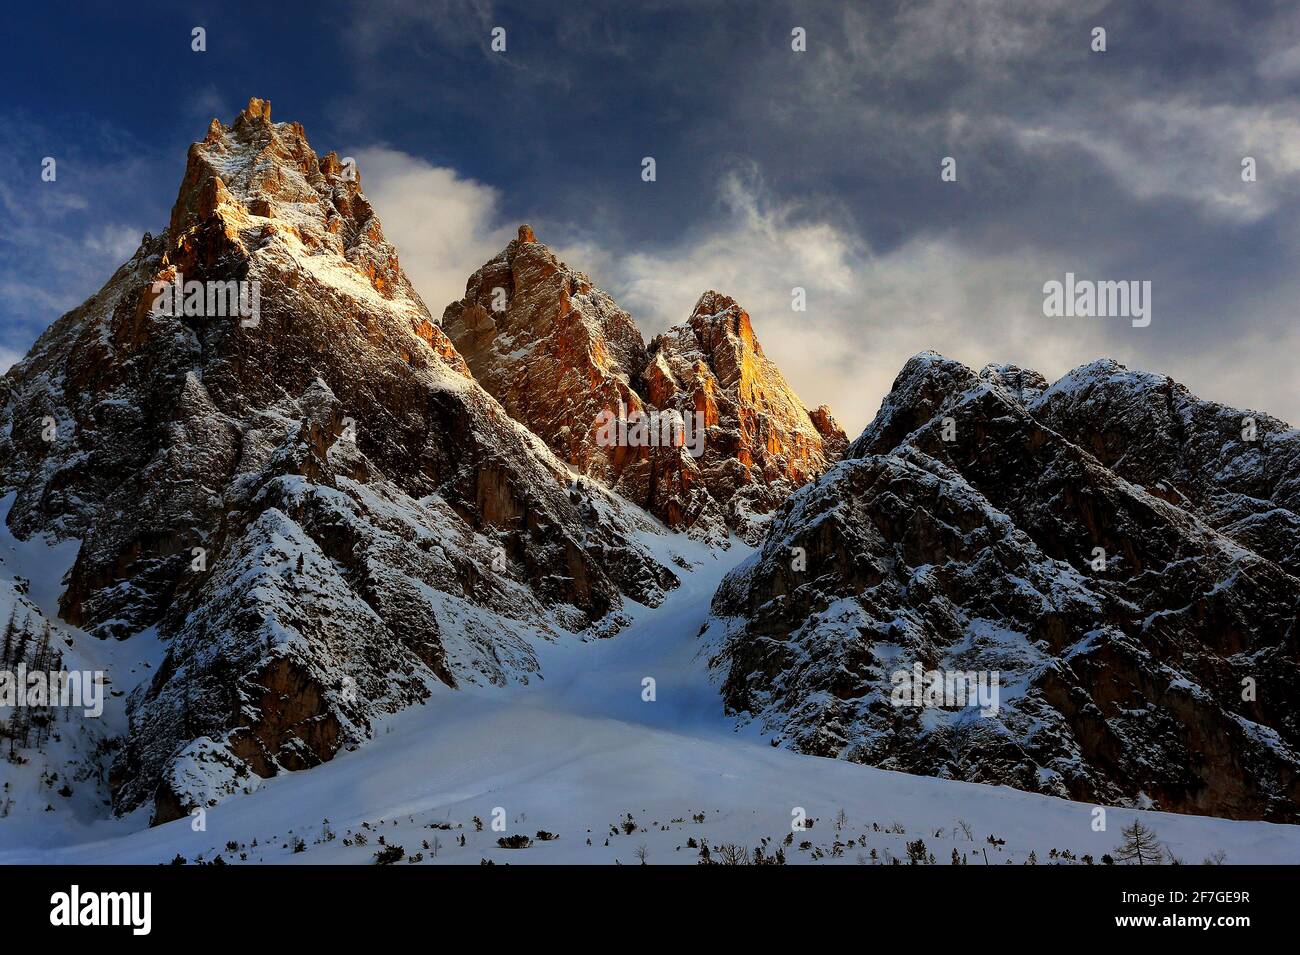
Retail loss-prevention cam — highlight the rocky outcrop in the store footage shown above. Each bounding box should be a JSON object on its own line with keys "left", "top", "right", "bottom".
{"left": 444, "top": 244, "right": 846, "bottom": 544}
{"left": 442, "top": 225, "right": 650, "bottom": 483}
{"left": 705, "top": 351, "right": 1300, "bottom": 822}
{"left": 639, "top": 291, "right": 846, "bottom": 542}
{"left": 0, "top": 99, "right": 676, "bottom": 822}
{"left": 1028, "top": 359, "right": 1300, "bottom": 578}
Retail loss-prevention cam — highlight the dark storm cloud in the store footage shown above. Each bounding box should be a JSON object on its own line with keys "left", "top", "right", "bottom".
{"left": 2, "top": 1, "right": 1297, "bottom": 429}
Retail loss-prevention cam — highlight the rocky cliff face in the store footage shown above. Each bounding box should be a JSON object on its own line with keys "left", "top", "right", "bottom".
{"left": 442, "top": 225, "right": 651, "bottom": 485}
{"left": 640, "top": 291, "right": 847, "bottom": 542}
{"left": 0, "top": 99, "right": 676, "bottom": 822}
{"left": 1029, "top": 360, "right": 1300, "bottom": 579}
{"left": 445, "top": 243, "right": 845, "bottom": 543}
{"left": 705, "top": 352, "right": 1300, "bottom": 822}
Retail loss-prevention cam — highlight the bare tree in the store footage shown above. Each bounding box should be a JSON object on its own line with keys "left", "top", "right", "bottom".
{"left": 634, "top": 843, "right": 649, "bottom": 865}
{"left": 1115, "top": 820, "right": 1162, "bottom": 865}
{"left": 715, "top": 843, "right": 749, "bottom": 865}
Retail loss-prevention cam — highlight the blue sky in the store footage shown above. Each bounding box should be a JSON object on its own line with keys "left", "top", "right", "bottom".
{"left": 3, "top": 0, "right": 1299, "bottom": 431}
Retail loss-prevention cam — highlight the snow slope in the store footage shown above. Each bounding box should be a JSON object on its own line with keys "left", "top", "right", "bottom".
{"left": 0, "top": 493, "right": 164, "bottom": 838}
{"left": 2, "top": 530, "right": 1297, "bottom": 865}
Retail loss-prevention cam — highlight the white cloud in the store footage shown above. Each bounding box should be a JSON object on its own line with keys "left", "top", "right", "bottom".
{"left": 555, "top": 171, "right": 1114, "bottom": 434}
{"left": 850, "top": 0, "right": 1106, "bottom": 76}
{"left": 1258, "top": 40, "right": 1300, "bottom": 82}
{"left": 0, "top": 346, "right": 21, "bottom": 375}
{"left": 357, "top": 151, "right": 1300, "bottom": 436}
{"left": 352, "top": 147, "right": 514, "bottom": 316}
{"left": 1010, "top": 98, "right": 1300, "bottom": 223}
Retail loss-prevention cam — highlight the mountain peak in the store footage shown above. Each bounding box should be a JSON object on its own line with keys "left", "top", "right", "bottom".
{"left": 443, "top": 236, "right": 846, "bottom": 542}
{"left": 691, "top": 289, "right": 741, "bottom": 316}
{"left": 442, "top": 225, "right": 651, "bottom": 482}
{"left": 0, "top": 100, "right": 679, "bottom": 822}
{"left": 162, "top": 99, "right": 431, "bottom": 322}
{"left": 237, "top": 95, "right": 273, "bottom": 126}
{"left": 712, "top": 345, "right": 1300, "bottom": 822}
{"left": 646, "top": 295, "right": 845, "bottom": 539}
{"left": 686, "top": 290, "right": 757, "bottom": 352}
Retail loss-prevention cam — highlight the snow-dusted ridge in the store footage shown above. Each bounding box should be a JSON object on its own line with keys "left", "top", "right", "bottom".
{"left": 707, "top": 350, "right": 1300, "bottom": 824}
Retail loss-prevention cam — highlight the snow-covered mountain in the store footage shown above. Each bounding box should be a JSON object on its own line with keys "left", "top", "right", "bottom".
{"left": 0, "top": 99, "right": 678, "bottom": 824}
{"left": 2, "top": 100, "right": 1297, "bottom": 859}
{"left": 705, "top": 352, "right": 1300, "bottom": 822}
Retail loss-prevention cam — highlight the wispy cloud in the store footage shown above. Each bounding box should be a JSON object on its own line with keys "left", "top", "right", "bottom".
{"left": 0, "top": 113, "right": 157, "bottom": 361}
{"left": 1009, "top": 98, "right": 1300, "bottom": 223}
{"left": 352, "top": 147, "right": 515, "bottom": 315}
{"left": 552, "top": 170, "right": 1111, "bottom": 432}
{"left": 0, "top": 345, "right": 22, "bottom": 375}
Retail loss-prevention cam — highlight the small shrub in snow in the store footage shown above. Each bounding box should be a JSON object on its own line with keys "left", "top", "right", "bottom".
{"left": 373, "top": 844, "right": 404, "bottom": 864}
{"left": 909, "top": 836, "right": 930, "bottom": 867}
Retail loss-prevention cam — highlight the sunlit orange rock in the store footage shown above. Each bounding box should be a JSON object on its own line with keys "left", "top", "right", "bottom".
{"left": 445, "top": 235, "right": 846, "bottom": 543}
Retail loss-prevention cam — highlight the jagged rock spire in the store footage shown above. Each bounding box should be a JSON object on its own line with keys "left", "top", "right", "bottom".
{"left": 444, "top": 232, "right": 846, "bottom": 543}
